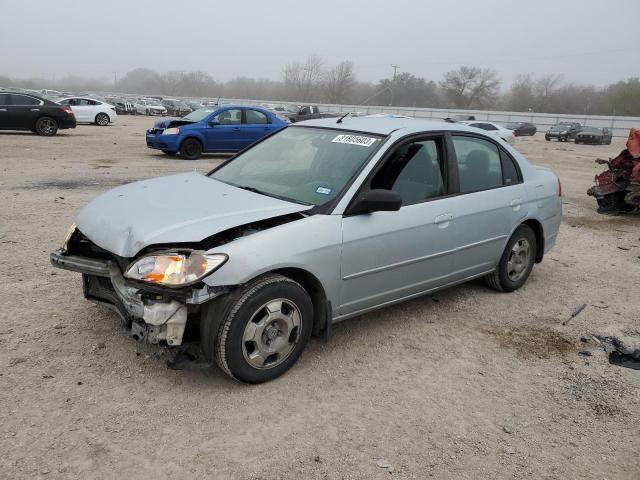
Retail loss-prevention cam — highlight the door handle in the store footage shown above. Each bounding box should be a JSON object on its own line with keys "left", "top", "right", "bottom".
{"left": 0, "top": 108, "right": 6, "bottom": 111}
{"left": 434, "top": 214, "right": 453, "bottom": 226}
{"left": 30, "top": 108, "right": 40, "bottom": 112}
{"left": 510, "top": 198, "right": 522, "bottom": 211}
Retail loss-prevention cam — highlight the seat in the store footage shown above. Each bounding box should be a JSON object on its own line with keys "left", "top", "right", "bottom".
{"left": 461, "top": 149, "right": 501, "bottom": 192}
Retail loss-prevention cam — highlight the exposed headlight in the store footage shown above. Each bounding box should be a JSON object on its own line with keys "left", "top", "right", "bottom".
{"left": 124, "top": 252, "right": 227, "bottom": 287}
{"left": 61, "top": 223, "right": 77, "bottom": 251}
{"left": 162, "top": 127, "right": 180, "bottom": 135}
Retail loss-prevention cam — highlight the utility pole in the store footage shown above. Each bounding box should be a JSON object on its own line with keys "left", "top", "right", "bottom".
{"left": 391, "top": 64, "right": 399, "bottom": 80}
{"left": 390, "top": 64, "right": 399, "bottom": 106}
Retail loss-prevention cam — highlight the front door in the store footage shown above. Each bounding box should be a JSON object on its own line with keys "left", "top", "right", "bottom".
{"left": 204, "top": 108, "right": 243, "bottom": 152}
{"left": 339, "top": 135, "right": 457, "bottom": 316}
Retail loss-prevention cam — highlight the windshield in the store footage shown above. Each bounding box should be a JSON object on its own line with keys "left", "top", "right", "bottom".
{"left": 210, "top": 126, "right": 384, "bottom": 206}
{"left": 182, "top": 108, "right": 215, "bottom": 122}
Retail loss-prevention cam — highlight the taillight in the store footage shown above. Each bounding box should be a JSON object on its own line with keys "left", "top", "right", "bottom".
{"left": 557, "top": 177, "right": 562, "bottom": 197}
{"left": 61, "top": 105, "right": 74, "bottom": 116}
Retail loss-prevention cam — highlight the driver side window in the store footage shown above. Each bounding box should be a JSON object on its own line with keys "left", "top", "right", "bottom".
{"left": 371, "top": 138, "right": 446, "bottom": 206}
{"left": 214, "top": 109, "right": 242, "bottom": 125}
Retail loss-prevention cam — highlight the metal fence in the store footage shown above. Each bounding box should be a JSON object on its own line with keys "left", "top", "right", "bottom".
{"left": 218, "top": 97, "right": 640, "bottom": 138}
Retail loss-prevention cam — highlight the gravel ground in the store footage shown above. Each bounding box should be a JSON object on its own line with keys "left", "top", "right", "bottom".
{"left": 0, "top": 117, "right": 638, "bottom": 480}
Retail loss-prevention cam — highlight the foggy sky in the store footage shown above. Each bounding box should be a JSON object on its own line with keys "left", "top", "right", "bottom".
{"left": 1, "top": 0, "right": 638, "bottom": 88}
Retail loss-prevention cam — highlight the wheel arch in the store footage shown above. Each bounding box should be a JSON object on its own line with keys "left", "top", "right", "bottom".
{"left": 95, "top": 112, "right": 111, "bottom": 123}
{"left": 178, "top": 134, "right": 205, "bottom": 150}
{"left": 521, "top": 218, "right": 544, "bottom": 263}
{"left": 269, "top": 267, "right": 330, "bottom": 337}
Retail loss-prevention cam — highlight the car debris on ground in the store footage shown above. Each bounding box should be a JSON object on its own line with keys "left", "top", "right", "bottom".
{"left": 595, "top": 335, "right": 640, "bottom": 370}
{"left": 587, "top": 128, "right": 640, "bottom": 213}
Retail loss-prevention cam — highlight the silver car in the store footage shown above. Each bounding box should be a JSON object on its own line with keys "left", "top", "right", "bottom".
{"left": 51, "top": 117, "right": 562, "bottom": 383}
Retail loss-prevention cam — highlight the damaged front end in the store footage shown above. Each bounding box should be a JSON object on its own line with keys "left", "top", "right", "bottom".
{"left": 50, "top": 229, "right": 226, "bottom": 347}
{"left": 587, "top": 128, "right": 640, "bottom": 214}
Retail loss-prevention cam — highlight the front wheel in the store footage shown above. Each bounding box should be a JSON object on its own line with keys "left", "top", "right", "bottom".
{"left": 95, "top": 113, "right": 109, "bottom": 126}
{"left": 179, "top": 138, "right": 202, "bottom": 160}
{"left": 485, "top": 225, "right": 536, "bottom": 292}
{"left": 35, "top": 117, "right": 58, "bottom": 136}
{"left": 203, "top": 274, "right": 314, "bottom": 383}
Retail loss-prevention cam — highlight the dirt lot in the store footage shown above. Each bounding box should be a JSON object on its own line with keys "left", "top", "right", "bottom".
{"left": 1, "top": 117, "right": 638, "bottom": 479}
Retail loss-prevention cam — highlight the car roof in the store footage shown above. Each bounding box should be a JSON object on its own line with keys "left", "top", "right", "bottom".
{"left": 296, "top": 116, "right": 495, "bottom": 137}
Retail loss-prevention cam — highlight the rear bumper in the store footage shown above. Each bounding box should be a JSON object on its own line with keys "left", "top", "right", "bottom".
{"left": 59, "top": 117, "right": 77, "bottom": 129}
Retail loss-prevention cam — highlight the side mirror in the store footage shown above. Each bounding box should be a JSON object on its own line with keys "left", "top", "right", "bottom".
{"left": 209, "top": 120, "right": 220, "bottom": 127}
{"left": 347, "top": 189, "right": 402, "bottom": 215}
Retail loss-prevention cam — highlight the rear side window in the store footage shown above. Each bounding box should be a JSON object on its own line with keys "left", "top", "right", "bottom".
{"left": 0, "top": 93, "right": 9, "bottom": 105}
{"left": 500, "top": 151, "right": 521, "bottom": 186}
{"left": 452, "top": 136, "right": 503, "bottom": 193}
{"left": 244, "top": 109, "right": 269, "bottom": 124}
{"left": 9, "top": 94, "right": 40, "bottom": 106}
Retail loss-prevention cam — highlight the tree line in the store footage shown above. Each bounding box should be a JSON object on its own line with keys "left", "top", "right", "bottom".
{"left": 1, "top": 56, "right": 639, "bottom": 116}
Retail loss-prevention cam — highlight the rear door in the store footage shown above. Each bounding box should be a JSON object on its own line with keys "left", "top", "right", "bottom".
{"left": 0, "top": 93, "right": 10, "bottom": 128}
{"left": 241, "top": 109, "right": 275, "bottom": 147}
{"left": 7, "top": 94, "right": 42, "bottom": 129}
{"left": 448, "top": 134, "right": 527, "bottom": 279}
{"left": 339, "top": 134, "right": 458, "bottom": 316}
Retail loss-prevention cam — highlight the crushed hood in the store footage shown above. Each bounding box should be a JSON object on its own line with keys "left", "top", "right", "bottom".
{"left": 152, "top": 118, "right": 192, "bottom": 129}
{"left": 75, "top": 172, "right": 312, "bottom": 257}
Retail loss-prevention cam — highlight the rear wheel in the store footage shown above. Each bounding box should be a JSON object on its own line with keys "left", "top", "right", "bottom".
{"left": 95, "top": 113, "right": 109, "bottom": 126}
{"left": 485, "top": 225, "right": 536, "bottom": 292}
{"left": 35, "top": 117, "right": 58, "bottom": 136}
{"left": 179, "top": 138, "right": 203, "bottom": 160}
{"left": 203, "top": 274, "right": 314, "bottom": 383}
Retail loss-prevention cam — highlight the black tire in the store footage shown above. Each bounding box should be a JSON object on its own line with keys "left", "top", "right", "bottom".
{"left": 574, "top": 139, "right": 580, "bottom": 144}
{"left": 607, "top": 137, "right": 612, "bottom": 145}
{"left": 95, "top": 112, "right": 109, "bottom": 126}
{"left": 545, "top": 136, "right": 550, "bottom": 141}
{"left": 203, "top": 274, "right": 314, "bottom": 383}
{"left": 179, "top": 138, "right": 202, "bottom": 160}
{"left": 485, "top": 225, "right": 537, "bottom": 293}
{"left": 35, "top": 116, "right": 58, "bottom": 136}
{"left": 146, "top": 108, "right": 150, "bottom": 116}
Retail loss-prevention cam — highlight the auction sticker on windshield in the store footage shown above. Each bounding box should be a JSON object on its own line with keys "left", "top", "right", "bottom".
{"left": 332, "top": 134, "right": 378, "bottom": 147}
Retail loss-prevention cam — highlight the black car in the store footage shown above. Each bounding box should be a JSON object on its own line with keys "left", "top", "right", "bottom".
{"left": 545, "top": 122, "right": 582, "bottom": 142}
{"left": 574, "top": 127, "right": 612, "bottom": 145}
{"left": 0, "top": 92, "right": 76, "bottom": 136}
{"left": 105, "top": 97, "right": 135, "bottom": 115}
{"left": 505, "top": 122, "right": 537, "bottom": 136}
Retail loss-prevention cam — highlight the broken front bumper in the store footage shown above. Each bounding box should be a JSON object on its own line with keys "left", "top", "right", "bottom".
{"left": 50, "top": 250, "right": 222, "bottom": 346}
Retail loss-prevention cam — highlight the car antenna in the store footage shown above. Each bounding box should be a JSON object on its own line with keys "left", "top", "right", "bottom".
{"left": 336, "top": 112, "right": 350, "bottom": 124}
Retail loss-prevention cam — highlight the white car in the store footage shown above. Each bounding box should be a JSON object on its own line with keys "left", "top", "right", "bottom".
{"left": 135, "top": 99, "right": 167, "bottom": 116}
{"left": 459, "top": 121, "right": 515, "bottom": 143}
{"left": 56, "top": 97, "right": 116, "bottom": 126}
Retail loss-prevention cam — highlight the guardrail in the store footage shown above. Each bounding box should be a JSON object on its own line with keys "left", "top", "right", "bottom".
{"left": 218, "top": 97, "right": 640, "bottom": 138}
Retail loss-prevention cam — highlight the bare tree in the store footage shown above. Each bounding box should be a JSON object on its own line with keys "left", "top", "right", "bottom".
{"left": 440, "top": 66, "right": 500, "bottom": 109}
{"left": 503, "top": 73, "right": 535, "bottom": 111}
{"left": 533, "top": 74, "right": 562, "bottom": 111}
{"left": 283, "top": 55, "right": 324, "bottom": 101}
{"left": 324, "top": 61, "right": 355, "bottom": 104}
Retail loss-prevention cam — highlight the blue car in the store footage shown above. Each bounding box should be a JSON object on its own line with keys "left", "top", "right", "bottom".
{"left": 145, "top": 105, "right": 289, "bottom": 159}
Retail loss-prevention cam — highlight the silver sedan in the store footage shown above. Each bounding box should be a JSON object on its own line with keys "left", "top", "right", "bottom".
{"left": 51, "top": 117, "right": 562, "bottom": 383}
